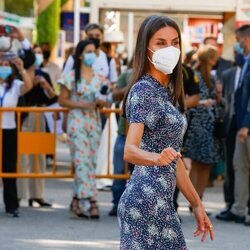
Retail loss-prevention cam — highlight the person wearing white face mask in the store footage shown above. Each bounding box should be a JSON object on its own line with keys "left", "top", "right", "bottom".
{"left": 118, "top": 15, "right": 214, "bottom": 249}
{"left": 58, "top": 39, "right": 110, "bottom": 219}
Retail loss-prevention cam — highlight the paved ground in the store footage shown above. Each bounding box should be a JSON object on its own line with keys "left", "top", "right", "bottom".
{"left": 0, "top": 140, "right": 249, "bottom": 249}
{"left": 1, "top": 178, "right": 250, "bottom": 250}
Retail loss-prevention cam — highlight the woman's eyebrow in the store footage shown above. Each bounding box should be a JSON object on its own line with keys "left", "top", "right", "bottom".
{"left": 155, "top": 37, "right": 179, "bottom": 41}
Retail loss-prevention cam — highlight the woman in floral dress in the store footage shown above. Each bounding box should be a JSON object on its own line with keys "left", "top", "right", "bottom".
{"left": 59, "top": 39, "right": 109, "bottom": 219}
{"left": 118, "top": 15, "right": 214, "bottom": 249}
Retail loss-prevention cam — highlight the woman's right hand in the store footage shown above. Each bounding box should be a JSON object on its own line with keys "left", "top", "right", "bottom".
{"left": 193, "top": 205, "right": 214, "bottom": 242}
{"left": 155, "top": 147, "right": 182, "bottom": 166}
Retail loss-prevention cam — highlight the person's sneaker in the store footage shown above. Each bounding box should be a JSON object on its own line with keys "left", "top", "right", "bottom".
{"left": 109, "top": 206, "right": 118, "bottom": 216}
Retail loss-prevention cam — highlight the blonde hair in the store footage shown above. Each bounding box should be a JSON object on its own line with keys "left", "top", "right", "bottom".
{"left": 196, "top": 44, "right": 218, "bottom": 88}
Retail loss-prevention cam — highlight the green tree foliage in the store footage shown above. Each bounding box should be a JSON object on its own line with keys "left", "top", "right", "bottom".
{"left": 36, "top": 0, "right": 61, "bottom": 48}
{"left": 61, "top": 0, "right": 69, "bottom": 7}
{"left": 5, "top": 0, "right": 34, "bottom": 16}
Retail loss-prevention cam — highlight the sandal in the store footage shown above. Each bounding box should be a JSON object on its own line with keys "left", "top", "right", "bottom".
{"left": 69, "top": 197, "right": 89, "bottom": 219}
{"left": 89, "top": 199, "right": 100, "bottom": 219}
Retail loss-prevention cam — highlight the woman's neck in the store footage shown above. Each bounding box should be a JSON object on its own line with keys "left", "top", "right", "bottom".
{"left": 147, "top": 69, "right": 170, "bottom": 87}
{"left": 0, "top": 79, "right": 4, "bottom": 85}
{"left": 81, "top": 64, "right": 93, "bottom": 74}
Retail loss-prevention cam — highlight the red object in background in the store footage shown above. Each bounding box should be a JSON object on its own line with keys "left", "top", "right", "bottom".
{"left": 188, "top": 18, "right": 223, "bottom": 43}
{"left": 0, "top": 25, "right": 13, "bottom": 36}
{"left": 188, "top": 18, "right": 223, "bottom": 55}
{"left": 236, "top": 21, "right": 250, "bottom": 27}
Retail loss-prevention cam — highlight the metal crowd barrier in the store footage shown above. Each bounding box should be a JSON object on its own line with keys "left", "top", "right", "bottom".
{"left": 0, "top": 107, "right": 130, "bottom": 180}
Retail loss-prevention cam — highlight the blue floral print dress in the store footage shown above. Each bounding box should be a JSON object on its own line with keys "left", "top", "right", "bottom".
{"left": 183, "top": 71, "right": 221, "bottom": 164}
{"left": 59, "top": 70, "right": 108, "bottom": 200}
{"left": 118, "top": 74, "right": 188, "bottom": 250}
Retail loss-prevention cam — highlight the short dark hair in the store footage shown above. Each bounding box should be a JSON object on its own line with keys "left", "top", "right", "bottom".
{"left": 84, "top": 23, "right": 104, "bottom": 34}
{"left": 236, "top": 25, "right": 250, "bottom": 37}
{"left": 203, "top": 36, "right": 217, "bottom": 45}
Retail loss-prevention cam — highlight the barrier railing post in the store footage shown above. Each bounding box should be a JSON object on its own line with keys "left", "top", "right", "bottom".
{"left": 0, "top": 107, "right": 130, "bottom": 180}
{"left": 17, "top": 111, "right": 21, "bottom": 174}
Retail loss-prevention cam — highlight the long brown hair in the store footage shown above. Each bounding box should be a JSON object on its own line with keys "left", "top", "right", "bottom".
{"left": 123, "top": 15, "right": 185, "bottom": 116}
{"left": 195, "top": 45, "right": 218, "bottom": 89}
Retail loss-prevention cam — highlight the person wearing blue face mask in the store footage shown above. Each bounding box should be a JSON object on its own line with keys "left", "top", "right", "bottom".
{"left": 17, "top": 44, "right": 58, "bottom": 209}
{"left": 58, "top": 39, "right": 110, "bottom": 219}
{"left": 0, "top": 54, "right": 33, "bottom": 217}
{"left": 217, "top": 24, "right": 250, "bottom": 227}
{"left": 216, "top": 43, "right": 248, "bottom": 219}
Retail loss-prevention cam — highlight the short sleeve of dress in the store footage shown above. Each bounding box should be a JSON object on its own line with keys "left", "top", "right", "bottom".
{"left": 126, "top": 81, "right": 158, "bottom": 130}
{"left": 57, "top": 70, "right": 75, "bottom": 91}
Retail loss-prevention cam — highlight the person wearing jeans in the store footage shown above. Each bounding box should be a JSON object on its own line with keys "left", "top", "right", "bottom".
{"left": 109, "top": 135, "right": 126, "bottom": 215}
{"left": 109, "top": 68, "right": 133, "bottom": 216}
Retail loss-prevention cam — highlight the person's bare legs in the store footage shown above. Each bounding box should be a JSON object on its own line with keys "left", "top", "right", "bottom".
{"left": 190, "top": 160, "right": 213, "bottom": 197}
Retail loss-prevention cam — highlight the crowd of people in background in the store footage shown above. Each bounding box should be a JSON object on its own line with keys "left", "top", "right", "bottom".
{"left": 0, "top": 20, "right": 249, "bottom": 232}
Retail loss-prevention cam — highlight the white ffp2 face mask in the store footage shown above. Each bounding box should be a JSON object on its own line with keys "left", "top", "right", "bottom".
{"left": 148, "top": 46, "right": 180, "bottom": 74}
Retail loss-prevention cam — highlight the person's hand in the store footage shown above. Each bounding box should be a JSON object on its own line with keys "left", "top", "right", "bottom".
{"left": 12, "top": 57, "right": 25, "bottom": 74}
{"left": 96, "top": 98, "right": 110, "bottom": 108}
{"left": 155, "top": 147, "right": 182, "bottom": 166}
{"left": 79, "top": 100, "right": 96, "bottom": 110}
{"left": 38, "top": 77, "right": 49, "bottom": 89}
{"left": 193, "top": 205, "right": 214, "bottom": 242}
{"left": 237, "top": 127, "right": 249, "bottom": 143}
{"left": 7, "top": 25, "right": 24, "bottom": 41}
{"left": 200, "top": 99, "right": 215, "bottom": 107}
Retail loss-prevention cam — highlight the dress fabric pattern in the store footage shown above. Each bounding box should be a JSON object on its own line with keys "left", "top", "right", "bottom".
{"left": 59, "top": 71, "right": 107, "bottom": 199}
{"left": 118, "top": 74, "right": 188, "bottom": 250}
{"left": 183, "top": 71, "right": 221, "bottom": 164}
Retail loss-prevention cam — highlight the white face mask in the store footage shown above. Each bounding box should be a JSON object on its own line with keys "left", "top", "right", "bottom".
{"left": 0, "top": 36, "right": 11, "bottom": 51}
{"left": 148, "top": 46, "right": 180, "bottom": 74}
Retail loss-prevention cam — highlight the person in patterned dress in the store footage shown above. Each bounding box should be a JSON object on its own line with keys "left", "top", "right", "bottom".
{"left": 118, "top": 15, "right": 214, "bottom": 249}
{"left": 58, "top": 40, "right": 109, "bottom": 219}
{"left": 183, "top": 45, "right": 221, "bottom": 201}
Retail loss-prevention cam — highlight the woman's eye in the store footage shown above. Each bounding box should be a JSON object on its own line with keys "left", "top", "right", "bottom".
{"left": 172, "top": 41, "right": 179, "bottom": 46}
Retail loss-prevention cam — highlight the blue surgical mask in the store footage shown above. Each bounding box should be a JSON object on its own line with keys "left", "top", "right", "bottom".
{"left": 83, "top": 52, "right": 96, "bottom": 66}
{"left": 0, "top": 66, "right": 12, "bottom": 79}
{"left": 234, "top": 42, "right": 244, "bottom": 55}
{"left": 35, "top": 53, "right": 44, "bottom": 67}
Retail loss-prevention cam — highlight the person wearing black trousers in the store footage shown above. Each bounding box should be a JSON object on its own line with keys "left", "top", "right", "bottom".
{"left": 0, "top": 52, "right": 32, "bottom": 217}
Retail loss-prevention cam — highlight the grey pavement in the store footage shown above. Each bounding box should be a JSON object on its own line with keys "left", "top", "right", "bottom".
{"left": 0, "top": 139, "right": 249, "bottom": 249}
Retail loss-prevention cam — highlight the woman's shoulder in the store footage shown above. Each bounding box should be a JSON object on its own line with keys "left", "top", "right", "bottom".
{"left": 130, "top": 75, "right": 155, "bottom": 95}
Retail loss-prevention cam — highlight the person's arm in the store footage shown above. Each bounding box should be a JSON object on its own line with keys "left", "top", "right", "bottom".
{"left": 176, "top": 159, "right": 214, "bottom": 242}
{"left": 36, "top": 76, "right": 57, "bottom": 99}
{"left": 124, "top": 123, "right": 181, "bottom": 166}
{"left": 58, "top": 85, "right": 96, "bottom": 110}
{"left": 13, "top": 58, "right": 33, "bottom": 95}
{"left": 185, "top": 94, "right": 200, "bottom": 108}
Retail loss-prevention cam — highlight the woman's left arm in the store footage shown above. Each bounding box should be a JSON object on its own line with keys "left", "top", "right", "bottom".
{"left": 176, "top": 158, "right": 214, "bottom": 242}
{"left": 13, "top": 58, "right": 33, "bottom": 95}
